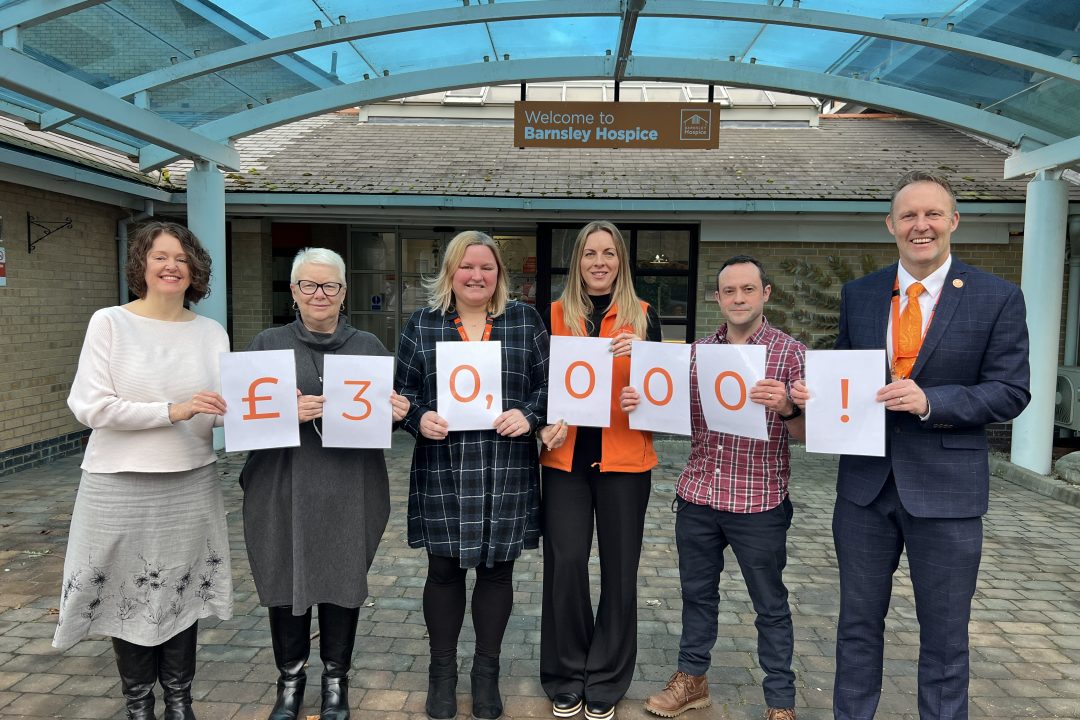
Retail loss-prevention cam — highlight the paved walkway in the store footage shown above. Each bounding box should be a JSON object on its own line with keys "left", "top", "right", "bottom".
{"left": 1, "top": 438, "right": 1078, "bottom": 720}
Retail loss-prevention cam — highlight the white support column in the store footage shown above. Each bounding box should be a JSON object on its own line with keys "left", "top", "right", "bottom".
{"left": 186, "top": 159, "right": 227, "bottom": 328}
{"left": 1011, "top": 170, "right": 1069, "bottom": 474}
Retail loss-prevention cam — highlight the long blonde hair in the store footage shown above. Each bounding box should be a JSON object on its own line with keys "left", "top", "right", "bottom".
{"left": 559, "top": 220, "right": 646, "bottom": 337}
{"left": 424, "top": 230, "right": 509, "bottom": 317}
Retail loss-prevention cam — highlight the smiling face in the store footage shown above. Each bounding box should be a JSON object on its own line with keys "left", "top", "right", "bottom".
{"left": 716, "top": 261, "right": 770, "bottom": 336}
{"left": 143, "top": 233, "right": 190, "bottom": 300}
{"left": 452, "top": 244, "right": 499, "bottom": 313}
{"left": 887, "top": 180, "right": 959, "bottom": 280}
{"left": 579, "top": 229, "right": 620, "bottom": 296}
{"left": 291, "top": 262, "right": 346, "bottom": 332}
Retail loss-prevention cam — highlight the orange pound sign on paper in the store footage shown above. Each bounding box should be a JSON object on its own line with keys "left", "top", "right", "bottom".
{"left": 565, "top": 361, "right": 596, "bottom": 400}
{"left": 643, "top": 367, "right": 674, "bottom": 406}
{"left": 242, "top": 377, "right": 280, "bottom": 420}
{"left": 840, "top": 378, "right": 850, "bottom": 423}
{"left": 342, "top": 380, "right": 373, "bottom": 421}
{"left": 449, "top": 365, "right": 481, "bottom": 403}
{"left": 713, "top": 371, "right": 747, "bottom": 411}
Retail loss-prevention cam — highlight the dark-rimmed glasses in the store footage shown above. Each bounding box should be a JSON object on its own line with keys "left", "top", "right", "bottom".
{"left": 294, "top": 280, "right": 344, "bottom": 297}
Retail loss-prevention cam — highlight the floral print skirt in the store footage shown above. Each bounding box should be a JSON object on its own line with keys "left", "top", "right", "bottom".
{"left": 52, "top": 463, "right": 233, "bottom": 650}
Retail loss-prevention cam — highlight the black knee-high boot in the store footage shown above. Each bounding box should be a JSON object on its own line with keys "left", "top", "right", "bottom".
{"left": 317, "top": 603, "right": 360, "bottom": 720}
{"left": 471, "top": 654, "right": 502, "bottom": 720}
{"left": 159, "top": 621, "right": 198, "bottom": 720}
{"left": 113, "top": 637, "right": 158, "bottom": 720}
{"left": 268, "top": 606, "right": 312, "bottom": 720}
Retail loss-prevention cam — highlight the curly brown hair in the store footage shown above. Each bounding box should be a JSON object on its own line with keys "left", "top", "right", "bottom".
{"left": 126, "top": 221, "right": 212, "bottom": 305}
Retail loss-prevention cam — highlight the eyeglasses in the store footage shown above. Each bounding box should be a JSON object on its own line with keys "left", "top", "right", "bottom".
{"left": 294, "top": 280, "right": 344, "bottom": 297}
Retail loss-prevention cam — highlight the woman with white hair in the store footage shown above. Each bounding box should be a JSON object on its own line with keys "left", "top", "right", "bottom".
{"left": 395, "top": 230, "right": 549, "bottom": 720}
{"left": 240, "top": 247, "right": 409, "bottom": 720}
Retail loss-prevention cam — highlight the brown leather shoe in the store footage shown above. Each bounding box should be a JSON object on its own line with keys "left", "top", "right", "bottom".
{"left": 765, "top": 707, "right": 796, "bottom": 720}
{"left": 643, "top": 671, "right": 710, "bottom": 718}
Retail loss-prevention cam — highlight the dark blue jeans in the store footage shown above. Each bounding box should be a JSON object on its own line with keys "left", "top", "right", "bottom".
{"left": 675, "top": 496, "right": 795, "bottom": 708}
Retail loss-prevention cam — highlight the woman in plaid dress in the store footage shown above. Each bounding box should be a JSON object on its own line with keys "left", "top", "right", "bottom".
{"left": 395, "top": 231, "right": 549, "bottom": 720}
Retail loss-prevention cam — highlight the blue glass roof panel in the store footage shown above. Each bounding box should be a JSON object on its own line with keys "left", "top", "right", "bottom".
{"left": 0, "top": 0, "right": 1075, "bottom": 164}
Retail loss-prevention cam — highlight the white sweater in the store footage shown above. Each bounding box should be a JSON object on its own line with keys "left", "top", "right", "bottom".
{"left": 67, "top": 306, "right": 230, "bottom": 473}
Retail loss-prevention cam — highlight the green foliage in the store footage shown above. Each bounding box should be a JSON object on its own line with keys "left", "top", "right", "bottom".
{"left": 779, "top": 258, "right": 833, "bottom": 288}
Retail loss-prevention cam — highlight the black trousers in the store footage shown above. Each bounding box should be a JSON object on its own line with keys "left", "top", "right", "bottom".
{"left": 540, "top": 466, "right": 652, "bottom": 705}
{"left": 424, "top": 553, "right": 516, "bottom": 658}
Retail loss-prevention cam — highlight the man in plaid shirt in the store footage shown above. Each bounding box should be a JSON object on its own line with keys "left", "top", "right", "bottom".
{"left": 634, "top": 255, "right": 806, "bottom": 720}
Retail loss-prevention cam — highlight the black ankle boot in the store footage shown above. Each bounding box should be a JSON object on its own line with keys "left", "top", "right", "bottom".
{"left": 317, "top": 603, "right": 360, "bottom": 720}
{"left": 470, "top": 654, "right": 502, "bottom": 720}
{"left": 426, "top": 652, "right": 458, "bottom": 719}
{"left": 268, "top": 606, "right": 312, "bottom": 720}
{"left": 113, "top": 636, "right": 158, "bottom": 720}
{"left": 159, "top": 621, "right": 198, "bottom": 720}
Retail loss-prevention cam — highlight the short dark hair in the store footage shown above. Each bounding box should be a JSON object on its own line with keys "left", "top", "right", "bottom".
{"left": 890, "top": 170, "right": 957, "bottom": 213}
{"left": 717, "top": 255, "right": 769, "bottom": 290}
{"left": 126, "top": 221, "right": 212, "bottom": 305}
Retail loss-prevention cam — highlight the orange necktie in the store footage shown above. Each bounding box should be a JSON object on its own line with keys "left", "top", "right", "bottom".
{"left": 893, "top": 282, "right": 925, "bottom": 380}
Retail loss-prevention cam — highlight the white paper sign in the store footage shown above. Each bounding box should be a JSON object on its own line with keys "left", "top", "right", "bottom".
{"left": 548, "top": 336, "right": 613, "bottom": 427}
{"left": 694, "top": 344, "right": 768, "bottom": 440}
{"left": 629, "top": 341, "right": 691, "bottom": 435}
{"left": 437, "top": 341, "right": 503, "bottom": 431}
{"left": 805, "top": 349, "right": 886, "bottom": 456}
{"left": 221, "top": 350, "right": 300, "bottom": 452}
{"left": 321, "top": 355, "right": 394, "bottom": 449}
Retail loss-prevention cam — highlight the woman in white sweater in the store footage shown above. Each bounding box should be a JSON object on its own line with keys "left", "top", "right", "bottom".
{"left": 54, "top": 221, "right": 232, "bottom": 720}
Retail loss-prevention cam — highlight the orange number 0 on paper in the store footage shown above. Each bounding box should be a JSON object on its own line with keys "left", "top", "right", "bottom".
{"left": 449, "top": 365, "right": 481, "bottom": 403}
{"left": 565, "top": 360, "right": 596, "bottom": 399}
{"left": 643, "top": 367, "right": 674, "bottom": 406}
{"left": 713, "top": 371, "right": 747, "bottom": 411}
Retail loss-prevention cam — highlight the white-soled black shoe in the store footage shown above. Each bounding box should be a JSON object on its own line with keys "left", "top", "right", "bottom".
{"left": 584, "top": 700, "right": 615, "bottom": 720}
{"left": 553, "top": 692, "right": 583, "bottom": 717}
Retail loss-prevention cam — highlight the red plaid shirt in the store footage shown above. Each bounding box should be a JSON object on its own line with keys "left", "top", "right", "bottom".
{"left": 677, "top": 318, "right": 806, "bottom": 513}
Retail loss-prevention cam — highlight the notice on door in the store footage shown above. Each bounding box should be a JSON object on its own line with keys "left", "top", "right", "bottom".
{"left": 514, "top": 101, "right": 718, "bottom": 149}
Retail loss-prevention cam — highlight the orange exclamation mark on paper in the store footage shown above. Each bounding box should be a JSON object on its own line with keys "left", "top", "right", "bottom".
{"left": 840, "top": 378, "right": 850, "bottom": 423}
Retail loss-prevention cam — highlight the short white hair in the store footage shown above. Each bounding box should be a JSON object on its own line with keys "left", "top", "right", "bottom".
{"left": 290, "top": 247, "right": 347, "bottom": 285}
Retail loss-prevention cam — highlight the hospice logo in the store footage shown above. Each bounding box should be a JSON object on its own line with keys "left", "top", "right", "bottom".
{"left": 680, "top": 109, "right": 713, "bottom": 141}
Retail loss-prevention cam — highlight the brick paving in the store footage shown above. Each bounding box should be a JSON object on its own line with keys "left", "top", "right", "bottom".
{"left": 0, "top": 438, "right": 1078, "bottom": 720}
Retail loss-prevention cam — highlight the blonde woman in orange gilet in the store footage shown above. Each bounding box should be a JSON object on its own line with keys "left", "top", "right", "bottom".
{"left": 538, "top": 221, "right": 661, "bottom": 720}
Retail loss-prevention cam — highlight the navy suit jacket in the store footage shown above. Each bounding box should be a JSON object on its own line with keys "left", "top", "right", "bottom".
{"left": 835, "top": 258, "right": 1030, "bottom": 518}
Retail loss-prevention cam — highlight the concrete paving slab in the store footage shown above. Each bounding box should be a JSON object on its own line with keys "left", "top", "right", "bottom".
{"left": 0, "top": 440, "right": 1077, "bottom": 719}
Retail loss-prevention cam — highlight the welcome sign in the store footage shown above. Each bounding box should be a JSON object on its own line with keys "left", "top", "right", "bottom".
{"left": 514, "top": 101, "right": 719, "bottom": 149}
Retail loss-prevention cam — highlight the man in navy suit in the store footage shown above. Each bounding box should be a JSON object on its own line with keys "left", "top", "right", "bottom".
{"left": 793, "top": 170, "right": 1030, "bottom": 719}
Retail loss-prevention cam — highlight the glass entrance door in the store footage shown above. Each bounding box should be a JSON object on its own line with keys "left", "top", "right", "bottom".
{"left": 538, "top": 223, "right": 698, "bottom": 342}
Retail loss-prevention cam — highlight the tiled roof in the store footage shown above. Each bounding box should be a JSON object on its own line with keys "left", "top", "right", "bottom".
{"left": 166, "top": 112, "right": 1054, "bottom": 202}
{"left": 0, "top": 115, "right": 169, "bottom": 189}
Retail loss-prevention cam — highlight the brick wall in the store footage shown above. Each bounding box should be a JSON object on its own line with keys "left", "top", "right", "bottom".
{"left": 695, "top": 235, "right": 1026, "bottom": 343}
{"left": 229, "top": 218, "right": 273, "bottom": 350}
{"left": 0, "top": 180, "right": 124, "bottom": 472}
{"left": 696, "top": 233, "right": 1028, "bottom": 451}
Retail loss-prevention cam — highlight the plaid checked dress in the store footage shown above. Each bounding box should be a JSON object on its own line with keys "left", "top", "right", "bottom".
{"left": 395, "top": 301, "right": 549, "bottom": 568}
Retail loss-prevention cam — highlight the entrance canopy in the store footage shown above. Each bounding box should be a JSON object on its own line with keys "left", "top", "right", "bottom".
{"left": 0, "top": 0, "right": 1077, "bottom": 177}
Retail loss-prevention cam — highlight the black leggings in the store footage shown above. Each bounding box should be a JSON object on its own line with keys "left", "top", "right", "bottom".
{"left": 423, "top": 553, "right": 515, "bottom": 659}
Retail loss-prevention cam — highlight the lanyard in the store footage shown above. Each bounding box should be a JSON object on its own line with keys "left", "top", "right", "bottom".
{"left": 453, "top": 314, "right": 493, "bottom": 342}
{"left": 890, "top": 276, "right": 938, "bottom": 379}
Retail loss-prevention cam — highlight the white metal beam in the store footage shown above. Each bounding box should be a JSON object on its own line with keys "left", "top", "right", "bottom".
{"left": 0, "top": 0, "right": 104, "bottom": 31}
{"left": 1004, "top": 136, "right": 1080, "bottom": 179}
{"left": 625, "top": 56, "right": 1061, "bottom": 147}
{"left": 38, "top": 0, "right": 622, "bottom": 131}
{"left": 0, "top": 46, "right": 241, "bottom": 169}
{"left": 138, "top": 55, "right": 615, "bottom": 170}
{"left": 645, "top": 0, "right": 1080, "bottom": 85}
